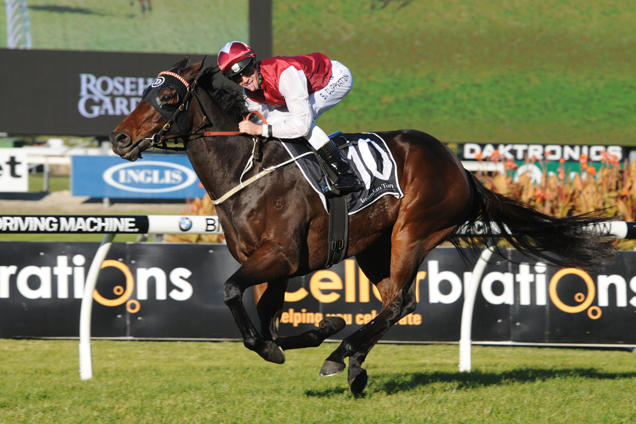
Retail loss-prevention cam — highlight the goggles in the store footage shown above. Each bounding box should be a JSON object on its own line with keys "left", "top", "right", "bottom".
{"left": 229, "top": 63, "right": 255, "bottom": 84}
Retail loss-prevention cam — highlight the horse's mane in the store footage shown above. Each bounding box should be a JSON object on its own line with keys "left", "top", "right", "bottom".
{"left": 197, "top": 67, "right": 248, "bottom": 122}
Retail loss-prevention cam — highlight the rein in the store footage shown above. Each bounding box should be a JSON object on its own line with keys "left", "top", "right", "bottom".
{"left": 125, "top": 66, "right": 250, "bottom": 156}
{"left": 131, "top": 68, "right": 305, "bottom": 205}
{"left": 202, "top": 111, "right": 268, "bottom": 137}
{"left": 135, "top": 96, "right": 267, "bottom": 154}
{"left": 201, "top": 111, "right": 312, "bottom": 206}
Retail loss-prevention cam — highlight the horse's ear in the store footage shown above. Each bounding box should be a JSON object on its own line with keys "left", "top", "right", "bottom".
{"left": 172, "top": 56, "right": 190, "bottom": 69}
{"left": 182, "top": 57, "right": 206, "bottom": 81}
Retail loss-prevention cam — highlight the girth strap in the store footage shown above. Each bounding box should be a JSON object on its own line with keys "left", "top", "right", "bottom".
{"left": 325, "top": 196, "right": 349, "bottom": 268}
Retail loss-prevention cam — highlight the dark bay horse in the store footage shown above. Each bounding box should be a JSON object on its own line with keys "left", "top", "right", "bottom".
{"left": 110, "top": 58, "right": 614, "bottom": 394}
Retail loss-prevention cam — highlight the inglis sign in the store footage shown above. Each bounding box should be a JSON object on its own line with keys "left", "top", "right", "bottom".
{"left": 72, "top": 155, "right": 206, "bottom": 199}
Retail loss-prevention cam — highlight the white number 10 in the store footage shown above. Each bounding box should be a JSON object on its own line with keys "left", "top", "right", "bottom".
{"left": 347, "top": 138, "right": 393, "bottom": 189}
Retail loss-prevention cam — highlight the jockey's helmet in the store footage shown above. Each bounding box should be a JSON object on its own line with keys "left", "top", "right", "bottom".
{"left": 218, "top": 41, "right": 257, "bottom": 81}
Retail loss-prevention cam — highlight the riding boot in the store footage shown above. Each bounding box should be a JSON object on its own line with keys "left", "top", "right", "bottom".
{"left": 316, "top": 140, "right": 364, "bottom": 196}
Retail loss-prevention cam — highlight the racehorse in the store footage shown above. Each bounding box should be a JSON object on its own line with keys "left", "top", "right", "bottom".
{"left": 110, "top": 57, "right": 615, "bottom": 394}
{"left": 130, "top": 0, "right": 151, "bottom": 14}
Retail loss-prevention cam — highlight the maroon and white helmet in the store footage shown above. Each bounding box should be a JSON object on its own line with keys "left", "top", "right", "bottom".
{"left": 217, "top": 41, "right": 257, "bottom": 79}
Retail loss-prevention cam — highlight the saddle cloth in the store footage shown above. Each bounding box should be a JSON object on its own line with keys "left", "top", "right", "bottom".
{"left": 280, "top": 132, "right": 404, "bottom": 215}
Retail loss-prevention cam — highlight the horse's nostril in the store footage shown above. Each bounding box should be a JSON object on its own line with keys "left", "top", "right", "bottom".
{"left": 116, "top": 132, "right": 131, "bottom": 146}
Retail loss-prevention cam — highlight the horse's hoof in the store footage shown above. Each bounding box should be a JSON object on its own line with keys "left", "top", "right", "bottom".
{"left": 319, "top": 359, "right": 346, "bottom": 377}
{"left": 348, "top": 368, "right": 368, "bottom": 394}
{"left": 259, "top": 341, "right": 285, "bottom": 364}
{"left": 319, "top": 316, "right": 347, "bottom": 335}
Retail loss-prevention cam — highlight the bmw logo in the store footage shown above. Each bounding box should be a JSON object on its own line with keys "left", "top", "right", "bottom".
{"left": 179, "top": 217, "right": 192, "bottom": 231}
{"left": 151, "top": 76, "right": 165, "bottom": 87}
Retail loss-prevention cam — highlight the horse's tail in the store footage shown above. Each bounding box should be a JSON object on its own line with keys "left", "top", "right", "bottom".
{"left": 449, "top": 171, "right": 616, "bottom": 269}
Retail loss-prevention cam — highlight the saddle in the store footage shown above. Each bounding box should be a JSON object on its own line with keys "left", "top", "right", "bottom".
{"left": 279, "top": 132, "right": 404, "bottom": 267}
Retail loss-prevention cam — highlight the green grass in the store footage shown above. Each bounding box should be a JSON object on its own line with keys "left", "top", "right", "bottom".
{"left": 275, "top": 0, "right": 636, "bottom": 144}
{"left": 0, "top": 340, "right": 634, "bottom": 423}
{"left": 27, "top": 173, "right": 69, "bottom": 193}
{"left": 0, "top": 0, "right": 248, "bottom": 54}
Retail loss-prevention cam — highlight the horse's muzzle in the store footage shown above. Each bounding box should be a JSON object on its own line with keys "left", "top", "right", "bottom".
{"left": 109, "top": 130, "right": 140, "bottom": 161}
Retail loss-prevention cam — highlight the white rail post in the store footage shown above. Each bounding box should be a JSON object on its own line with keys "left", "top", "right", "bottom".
{"left": 5, "top": 0, "right": 32, "bottom": 49}
{"left": 459, "top": 239, "right": 496, "bottom": 372}
{"left": 456, "top": 221, "right": 636, "bottom": 373}
{"left": 79, "top": 233, "right": 115, "bottom": 380}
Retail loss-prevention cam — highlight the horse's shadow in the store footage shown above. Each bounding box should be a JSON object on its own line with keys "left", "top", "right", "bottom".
{"left": 27, "top": 6, "right": 105, "bottom": 15}
{"left": 305, "top": 367, "right": 636, "bottom": 397}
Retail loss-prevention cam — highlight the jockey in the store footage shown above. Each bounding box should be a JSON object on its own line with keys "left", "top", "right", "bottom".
{"left": 217, "top": 41, "right": 363, "bottom": 195}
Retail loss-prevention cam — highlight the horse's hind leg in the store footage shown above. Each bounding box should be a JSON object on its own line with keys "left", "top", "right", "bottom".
{"left": 319, "top": 233, "right": 392, "bottom": 378}
{"left": 254, "top": 279, "right": 347, "bottom": 350}
{"left": 322, "top": 227, "right": 455, "bottom": 394}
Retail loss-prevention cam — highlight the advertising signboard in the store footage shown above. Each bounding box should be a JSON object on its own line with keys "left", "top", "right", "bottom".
{"left": 456, "top": 142, "right": 635, "bottom": 183}
{"left": 0, "top": 149, "right": 28, "bottom": 192}
{"left": 1, "top": 242, "right": 634, "bottom": 347}
{"left": 458, "top": 142, "right": 628, "bottom": 163}
{"left": 71, "top": 155, "right": 206, "bottom": 199}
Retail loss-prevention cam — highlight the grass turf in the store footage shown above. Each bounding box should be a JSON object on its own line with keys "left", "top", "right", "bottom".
{"left": 274, "top": 0, "right": 636, "bottom": 145}
{"left": 0, "top": 340, "right": 635, "bottom": 423}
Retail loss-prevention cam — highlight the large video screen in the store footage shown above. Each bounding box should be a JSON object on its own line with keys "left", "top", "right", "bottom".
{"left": 0, "top": 0, "right": 270, "bottom": 137}
{"left": 1, "top": 0, "right": 248, "bottom": 55}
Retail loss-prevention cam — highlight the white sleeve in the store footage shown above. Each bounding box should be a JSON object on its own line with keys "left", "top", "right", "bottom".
{"left": 243, "top": 90, "right": 270, "bottom": 120}
{"left": 272, "top": 66, "right": 313, "bottom": 139}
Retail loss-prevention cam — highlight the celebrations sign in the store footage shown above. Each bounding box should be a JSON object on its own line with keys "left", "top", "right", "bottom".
{"left": 0, "top": 242, "right": 635, "bottom": 347}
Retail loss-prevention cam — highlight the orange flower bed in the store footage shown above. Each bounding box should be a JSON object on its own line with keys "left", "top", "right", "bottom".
{"left": 168, "top": 152, "right": 636, "bottom": 249}
{"left": 477, "top": 152, "right": 636, "bottom": 249}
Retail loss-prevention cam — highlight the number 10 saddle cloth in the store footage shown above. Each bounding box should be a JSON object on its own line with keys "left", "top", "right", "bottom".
{"left": 280, "top": 132, "right": 404, "bottom": 215}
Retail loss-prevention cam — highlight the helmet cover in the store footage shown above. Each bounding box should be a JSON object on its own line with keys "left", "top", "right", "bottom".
{"left": 217, "top": 41, "right": 256, "bottom": 77}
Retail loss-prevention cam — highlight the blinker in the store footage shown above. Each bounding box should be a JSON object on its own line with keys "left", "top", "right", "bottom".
{"left": 141, "top": 67, "right": 191, "bottom": 134}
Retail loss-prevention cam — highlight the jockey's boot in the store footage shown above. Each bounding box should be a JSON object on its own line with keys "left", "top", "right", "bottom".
{"left": 317, "top": 140, "right": 364, "bottom": 196}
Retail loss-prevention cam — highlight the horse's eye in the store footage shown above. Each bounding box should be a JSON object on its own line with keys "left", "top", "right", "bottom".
{"left": 156, "top": 87, "right": 179, "bottom": 109}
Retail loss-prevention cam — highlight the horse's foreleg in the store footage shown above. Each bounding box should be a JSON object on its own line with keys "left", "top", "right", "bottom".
{"left": 255, "top": 279, "right": 286, "bottom": 341}
{"left": 223, "top": 242, "right": 293, "bottom": 364}
{"left": 277, "top": 316, "right": 346, "bottom": 350}
{"left": 255, "top": 277, "right": 347, "bottom": 350}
